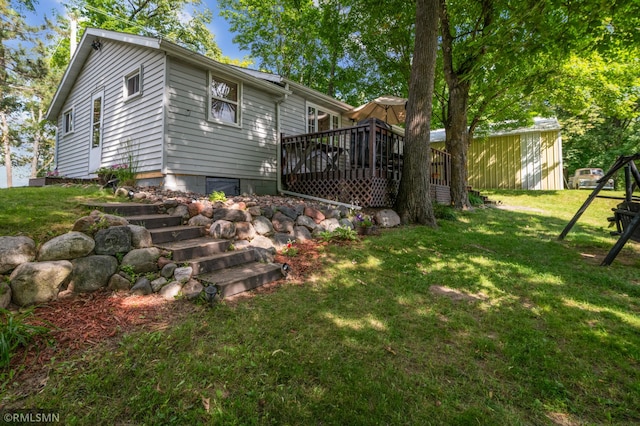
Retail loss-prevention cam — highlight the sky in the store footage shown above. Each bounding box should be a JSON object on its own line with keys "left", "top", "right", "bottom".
{"left": 1, "top": 0, "right": 249, "bottom": 188}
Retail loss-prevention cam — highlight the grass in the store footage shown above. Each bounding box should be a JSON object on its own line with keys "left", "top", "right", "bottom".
{"left": 0, "top": 184, "right": 113, "bottom": 244}
{"left": 2, "top": 188, "right": 639, "bottom": 424}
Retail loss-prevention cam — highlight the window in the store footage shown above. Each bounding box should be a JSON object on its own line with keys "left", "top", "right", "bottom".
{"left": 124, "top": 66, "right": 142, "bottom": 100}
{"left": 209, "top": 73, "right": 240, "bottom": 125}
{"left": 63, "top": 108, "right": 74, "bottom": 134}
{"left": 91, "top": 93, "right": 103, "bottom": 148}
{"left": 306, "top": 104, "right": 340, "bottom": 133}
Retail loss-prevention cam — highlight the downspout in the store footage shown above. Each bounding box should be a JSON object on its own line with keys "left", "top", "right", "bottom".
{"left": 275, "top": 85, "right": 361, "bottom": 210}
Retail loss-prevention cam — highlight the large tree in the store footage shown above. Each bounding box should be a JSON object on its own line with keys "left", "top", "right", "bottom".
{"left": 394, "top": 0, "right": 438, "bottom": 225}
{"left": 64, "top": 0, "right": 221, "bottom": 58}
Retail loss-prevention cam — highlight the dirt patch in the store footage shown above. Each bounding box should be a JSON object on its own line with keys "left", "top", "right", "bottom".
{"left": 429, "top": 285, "right": 488, "bottom": 302}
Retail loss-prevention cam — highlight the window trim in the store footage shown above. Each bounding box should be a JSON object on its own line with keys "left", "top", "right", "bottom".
{"left": 62, "top": 107, "right": 75, "bottom": 135}
{"left": 207, "top": 72, "right": 242, "bottom": 127}
{"left": 306, "top": 102, "right": 340, "bottom": 133}
{"left": 123, "top": 65, "right": 143, "bottom": 101}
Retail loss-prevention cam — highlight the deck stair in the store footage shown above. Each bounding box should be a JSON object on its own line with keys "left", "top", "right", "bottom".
{"left": 88, "top": 202, "right": 284, "bottom": 298}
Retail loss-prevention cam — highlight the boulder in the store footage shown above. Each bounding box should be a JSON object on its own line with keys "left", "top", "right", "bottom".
{"left": 151, "top": 277, "right": 168, "bottom": 292}
{"left": 304, "top": 206, "right": 325, "bottom": 223}
{"left": 128, "top": 225, "right": 153, "bottom": 248}
{"left": 0, "top": 236, "right": 36, "bottom": 273}
{"left": 235, "top": 222, "right": 256, "bottom": 241}
{"left": 210, "top": 220, "right": 236, "bottom": 239}
{"left": 252, "top": 216, "right": 275, "bottom": 236}
{"left": 72, "top": 215, "right": 97, "bottom": 233}
{"left": 296, "top": 215, "right": 318, "bottom": 231}
{"left": 273, "top": 233, "right": 293, "bottom": 250}
{"left": 171, "top": 204, "right": 190, "bottom": 221}
{"left": 38, "top": 232, "right": 95, "bottom": 261}
{"left": 108, "top": 274, "right": 132, "bottom": 291}
{"left": 374, "top": 209, "right": 401, "bottom": 228}
{"left": 173, "top": 266, "right": 193, "bottom": 283}
{"left": 159, "top": 281, "right": 183, "bottom": 301}
{"left": 160, "top": 263, "right": 178, "bottom": 279}
{"left": 247, "top": 206, "right": 261, "bottom": 217}
{"left": 213, "top": 208, "right": 251, "bottom": 222}
{"left": 94, "top": 226, "right": 132, "bottom": 255}
{"left": 9, "top": 261, "right": 73, "bottom": 306}
{"left": 339, "top": 218, "right": 355, "bottom": 229}
{"left": 249, "top": 235, "right": 276, "bottom": 250}
{"left": 0, "top": 281, "right": 11, "bottom": 309}
{"left": 272, "top": 212, "right": 295, "bottom": 234}
{"left": 294, "top": 226, "right": 313, "bottom": 242}
{"left": 277, "top": 206, "right": 298, "bottom": 220}
{"left": 181, "top": 279, "right": 203, "bottom": 300}
{"left": 120, "top": 247, "right": 161, "bottom": 274}
{"left": 253, "top": 247, "right": 276, "bottom": 263}
{"left": 188, "top": 214, "right": 213, "bottom": 227}
{"left": 100, "top": 214, "right": 130, "bottom": 227}
{"left": 319, "top": 218, "right": 341, "bottom": 232}
{"left": 130, "top": 278, "right": 153, "bottom": 296}
{"left": 201, "top": 206, "right": 214, "bottom": 218}
{"left": 70, "top": 255, "right": 118, "bottom": 293}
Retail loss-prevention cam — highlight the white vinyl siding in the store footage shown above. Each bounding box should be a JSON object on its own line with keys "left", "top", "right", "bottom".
{"left": 54, "top": 40, "right": 165, "bottom": 178}
{"left": 165, "top": 58, "right": 278, "bottom": 181}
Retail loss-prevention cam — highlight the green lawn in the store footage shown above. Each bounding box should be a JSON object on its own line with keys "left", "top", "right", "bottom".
{"left": 1, "top": 187, "right": 639, "bottom": 425}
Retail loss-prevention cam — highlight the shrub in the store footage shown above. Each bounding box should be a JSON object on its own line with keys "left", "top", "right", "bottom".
{"left": 0, "top": 308, "right": 50, "bottom": 368}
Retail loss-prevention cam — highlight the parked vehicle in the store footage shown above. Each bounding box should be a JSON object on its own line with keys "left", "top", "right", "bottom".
{"left": 568, "top": 168, "right": 614, "bottom": 190}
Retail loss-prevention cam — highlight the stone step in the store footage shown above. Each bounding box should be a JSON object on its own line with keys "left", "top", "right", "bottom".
{"left": 188, "top": 249, "right": 257, "bottom": 275}
{"left": 149, "top": 225, "right": 205, "bottom": 244}
{"left": 155, "top": 237, "right": 231, "bottom": 262}
{"left": 87, "top": 202, "right": 161, "bottom": 216}
{"left": 126, "top": 214, "right": 182, "bottom": 229}
{"left": 198, "top": 262, "right": 284, "bottom": 298}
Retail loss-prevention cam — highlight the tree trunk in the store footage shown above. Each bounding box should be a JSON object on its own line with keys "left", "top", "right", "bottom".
{"left": 394, "top": 0, "right": 439, "bottom": 226}
{"left": 446, "top": 80, "right": 471, "bottom": 209}
{"left": 1, "top": 111, "right": 13, "bottom": 188}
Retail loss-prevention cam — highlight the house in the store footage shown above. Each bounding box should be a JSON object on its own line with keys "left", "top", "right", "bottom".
{"left": 46, "top": 28, "right": 354, "bottom": 196}
{"left": 430, "top": 118, "right": 564, "bottom": 190}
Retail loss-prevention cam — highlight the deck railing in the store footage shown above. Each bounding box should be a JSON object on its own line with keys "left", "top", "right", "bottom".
{"left": 281, "top": 118, "right": 451, "bottom": 206}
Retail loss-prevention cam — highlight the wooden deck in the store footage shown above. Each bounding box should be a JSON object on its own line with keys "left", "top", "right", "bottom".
{"left": 281, "top": 118, "right": 451, "bottom": 207}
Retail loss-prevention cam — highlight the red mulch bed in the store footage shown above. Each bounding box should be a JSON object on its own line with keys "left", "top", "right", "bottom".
{"left": 3, "top": 239, "right": 331, "bottom": 400}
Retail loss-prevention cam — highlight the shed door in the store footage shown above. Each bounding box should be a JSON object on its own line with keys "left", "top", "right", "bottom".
{"left": 88, "top": 91, "right": 104, "bottom": 173}
{"left": 520, "top": 132, "right": 541, "bottom": 190}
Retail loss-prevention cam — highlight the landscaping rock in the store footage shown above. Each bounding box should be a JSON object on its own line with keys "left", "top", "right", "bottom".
{"left": 296, "top": 215, "right": 318, "bottom": 231}
{"left": 9, "top": 260, "right": 73, "bottom": 306}
{"left": 181, "top": 279, "right": 203, "bottom": 300}
{"left": 210, "top": 220, "right": 236, "bottom": 239}
{"left": 249, "top": 235, "right": 276, "bottom": 250}
{"left": 151, "top": 277, "right": 168, "bottom": 292}
{"left": 38, "top": 232, "right": 95, "bottom": 261}
{"left": 171, "top": 204, "right": 190, "bottom": 221}
{"left": 253, "top": 247, "right": 276, "bottom": 263}
{"left": 0, "top": 236, "right": 36, "bottom": 274}
{"left": 130, "top": 278, "right": 153, "bottom": 296}
{"left": 120, "top": 247, "right": 161, "bottom": 274}
{"left": 0, "top": 281, "right": 11, "bottom": 309}
{"left": 128, "top": 225, "right": 153, "bottom": 248}
{"left": 320, "top": 218, "right": 341, "bottom": 232}
{"left": 273, "top": 233, "right": 293, "bottom": 250}
{"left": 252, "top": 216, "right": 275, "bottom": 236}
{"left": 375, "top": 209, "right": 401, "bottom": 228}
{"left": 159, "top": 281, "right": 183, "bottom": 301}
{"left": 94, "top": 226, "right": 132, "bottom": 255}
{"left": 72, "top": 215, "right": 97, "bottom": 233}
{"left": 272, "top": 212, "right": 295, "bottom": 234}
{"left": 70, "top": 255, "right": 119, "bottom": 293}
{"left": 173, "top": 266, "right": 193, "bottom": 283}
{"left": 294, "top": 226, "right": 313, "bottom": 241}
{"left": 160, "top": 263, "right": 178, "bottom": 279}
{"left": 277, "top": 206, "right": 298, "bottom": 220}
{"left": 188, "top": 214, "right": 213, "bottom": 227}
{"left": 108, "top": 274, "right": 132, "bottom": 291}
{"left": 213, "top": 208, "right": 251, "bottom": 222}
{"left": 100, "top": 214, "right": 130, "bottom": 227}
{"left": 235, "top": 222, "right": 256, "bottom": 241}
{"left": 304, "top": 206, "right": 325, "bottom": 223}
{"left": 247, "top": 206, "right": 261, "bottom": 217}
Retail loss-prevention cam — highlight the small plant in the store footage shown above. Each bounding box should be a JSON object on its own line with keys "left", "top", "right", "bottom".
{"left": 209, "top": 191, "right": 227, "bottom": 203}
{"left": 354, "top": 213, "right": 374, "bottom": 228}
{"left": 469, "top": 193, "right": 484, "bottom": 206}
{"left": 119, "top": 264, "right": 137, "bottom": 279}
{"left": 0, "top": 308, "right": 50, "bottom": 368}
{"left": 281, "top": 240, "right": 299, "bottom": 257}
{"left": 433, "top": 203, "right": 459, "bottom": 221}
{"left": 115, "top": 252, "right": 125, "bottom": 263}
{"left": 320, "top": 227, "right": 358, "bottom": 242}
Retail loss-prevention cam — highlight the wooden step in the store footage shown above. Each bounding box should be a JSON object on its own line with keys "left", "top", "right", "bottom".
{"left": 197, "top": 262, "right": 284, "bottom": 298}
{"left": 86, "top": 202, "right": 161, "bottom": 216}
{"left": 155, "top": 237, "right": 230, "bottom": 262}
{"left": 188, "top": 249, "right": 257, "bottom": 275}
{"left": 126, "top": 214, "right": 182, "bottom": 229}
{"left": 149, "top": 225, "right": 205, "bottom": 244}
